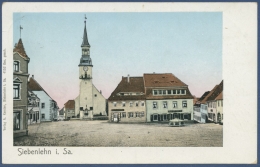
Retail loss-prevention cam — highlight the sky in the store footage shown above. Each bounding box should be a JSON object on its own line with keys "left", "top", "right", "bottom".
{"left": 13, "top": 12, "right": 222, "bottom": 109}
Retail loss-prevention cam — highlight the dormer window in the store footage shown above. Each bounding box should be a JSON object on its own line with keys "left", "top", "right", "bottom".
{"left": 13, "top": 61, "right": 20, "bottom": 72}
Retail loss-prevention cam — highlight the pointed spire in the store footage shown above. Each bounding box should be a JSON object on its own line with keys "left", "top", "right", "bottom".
{"left": 81, "top": 15, "right": 90, "bottom": 47}
{"left": 13, "top": 38, "right": 29, "bottom": 59}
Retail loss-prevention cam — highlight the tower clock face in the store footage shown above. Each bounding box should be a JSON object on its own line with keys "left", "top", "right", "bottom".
{"left": 83, "top": 66, "right": 88, "bottom": 71}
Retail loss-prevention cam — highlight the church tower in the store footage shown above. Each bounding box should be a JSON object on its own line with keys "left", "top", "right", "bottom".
{"left": 78, "top": 17, "right": 94, "bottom": 119}
{"left": 74, "top": 16, "right": 107, "bottom": 120}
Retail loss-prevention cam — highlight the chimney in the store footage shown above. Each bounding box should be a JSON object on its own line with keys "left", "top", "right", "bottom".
{"left": 32, "top": 75, "right": 34, "bottom": 78}
{"left": 127, "top": 74, "right": 130, "bottom": 83}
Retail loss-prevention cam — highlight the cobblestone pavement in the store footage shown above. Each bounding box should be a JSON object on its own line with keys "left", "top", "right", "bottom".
{"left": 14, "top": 120, "right": 223, "bottom": 147}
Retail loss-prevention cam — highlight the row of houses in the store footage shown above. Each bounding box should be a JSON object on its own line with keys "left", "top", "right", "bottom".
{"left": 13, "top": 38, "right": 59, "bottom": 137}
{"left": 193, "top": 80, "right": 223, "bottom": 124}
{"left": 108, "top": 73, "right": 194, "bottom": 123}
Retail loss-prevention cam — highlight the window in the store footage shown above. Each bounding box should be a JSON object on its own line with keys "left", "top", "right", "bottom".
{"left": 158, "top": 90, "right": 162, "bottom": 95}
{"left": 90, "top": 107, "right": 93, "bottom": 110}
{"left": 153, "top": 102, "right": 158, "bottom": 109}
{"left": 153, "top": 114, "right": 158, "bottom": 121}
{"left": 181, "top": 90, "right": 186, "bottom": 94}
{"left": 140, "top": 111, "right": 144, "bottom": 117}
{"left": 135, "top": 102, "right": 139, "bottom": 107}
{"left": 122, "top": 112, "right": 126, "bottom": 118}
{"left": 177, "top": 90, "right": 180, "bottom": 94}
{"left": 141, "top": 101, "right": 145, "bottom": 106}
{"left": 173, "top": 101, "right": 178, "bottom": 108}
{"left": 129, "top": 102, "right": 133, "bottom": 107}
{"left": 113, "top": 102, "right": 117, "bottom": 107}
{"left": 182, "top": 101, "right": 187, "bottom": 108}
{"left": 135, "top": 112, "right": 139, "bottom": 117}
{"left": 13, "top": 84, "right": 20, "bottom": 99}
{"left": 13, "top": 111, "right": 20, "bottom": 130}
{"left": 41, "top": 114, "right": 45, "bottom": 119}
{"left": 163, "top": 101, "right": 167, "bottom": 108}
{"left": 41, "top": 103, "right": 45, "bottom": 109}
{"left": 128, "top": 112, "right": 134, "bottom": 118}
{"left": 173, "top": 90, "right": 176, "bottom": 94}
{"left": 80, "top": 107, "right": 83, "bottom": 110}
{"left": 167, "top": 90, "right": 172, "bottom": 94}
{"left": 122, "top": 102, "right": 125, "bottom": 107}
{"left": 162, "top": 90, "right": 166, "bottom": 95}
{"left": 94, "top": 94, "right": 97, "bottom": 97}
{"left": 218, "top": 101, "right": 220, "bottom": 107}
{"left": 13, "top": 61, "right": 20, "bottom": 72}
{"left": 221, "top": 100, "right": 223, "bottom": 107}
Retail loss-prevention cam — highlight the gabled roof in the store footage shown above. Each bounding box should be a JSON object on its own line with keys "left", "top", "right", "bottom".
{"left": 108, "top": 77, "right": 146, "bottom": 101}
{"left": 198, "top": 91, "right": 210, "bottom": 101}
{"left": 143, "top": 73, "right": 187, "bottom": 87}
{"left": 28, "top": 77, "right": 53, "bottom": 100}
{"left": 207, "top": 80, "right": 223, "bottom": 101}
{"left": 215, "top": 91, "right": 223, "bottom": 100}
{"left": 64, "top": 100, "right": 75, "bottom": 109}
{"left": 200, "top": 85, "right": 218, "bottom": 104}
{"left": 13, "top": 38, "right": 29, "bottom": 59}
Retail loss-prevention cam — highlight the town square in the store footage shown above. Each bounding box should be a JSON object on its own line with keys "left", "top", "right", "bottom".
{"left": 12, "top": 12, "right": 223, "bottom": 146}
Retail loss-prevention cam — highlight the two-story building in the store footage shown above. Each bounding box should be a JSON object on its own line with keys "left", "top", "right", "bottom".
{"left": 28, "top": 91, "right": 41, "bottom": 124}
{"left": 215, "top": 91, "right": 223, "bottom": 124}
{"left": 108, "top": 76, "right": 146, "bottom": 122}
{"left": 207, "top": 80, "right": 223, "bottom": 123}
{"left": 13, "top": 38, "right": 30, "bottom": 137}
{"left": 28, "top": 75, "right": 59, "bottom": 122}
{"left": 144, "top": 73, "right": 194, "bottom": 122}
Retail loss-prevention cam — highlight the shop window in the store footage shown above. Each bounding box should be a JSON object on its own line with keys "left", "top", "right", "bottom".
{"left": 128, "top": 112, "right": 134, "bottom": 118}
{"left": 13, "top": 84, "right": 20, "bottom": 99}
{"left": 140, "top": 111, "right": 144, "bottom": 117}
{"left": 163, "top": 101, "right": 167, "bottom": 108}
{"left": 122, "top": 112, "right": 126, "bottom": 118}
{"left": 163, "top": 114, "right": 167, "bottom": 120}
{"left": 173, "top": 101, "right": 178, "bottom": 108}
{"left": 153, "top": 114, "right": 158, "bottom": 121}
{"left": 13, "top": 111, "right": 20, "bottom": 130}
{"left": 182, "top": 101, "right": 187, "bottom": 108}
{"left": 153, "top": 102, "right": 158, "bottom": 109}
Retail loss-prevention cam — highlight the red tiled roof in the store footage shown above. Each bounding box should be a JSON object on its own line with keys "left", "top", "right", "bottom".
{"left": 13, "top": 39, "right": 29, "bottom": 59}
{"left": 207, "top": 80, "right": 223, "bottom": 101}
{"left": 215, "top": 91, "right": 223, "bottom": 100}
{"left": 108, "top": 77, "right": 146, "bottom": 101}
{"left": 64, "top": 100, "right": 75, "bottom": 109}
{"left": 200, "top": 85, "right": 218, "bottom": 104}
{"left": 143, "top": 73, "right": 187, "bottom": 87}
{"left": 198, "top": 91, "right": 210, "bottom": 101}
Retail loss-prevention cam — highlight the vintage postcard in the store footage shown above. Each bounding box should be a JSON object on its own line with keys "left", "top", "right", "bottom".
{"left": 2, "top": 2, "right": 257, "bottom": 164}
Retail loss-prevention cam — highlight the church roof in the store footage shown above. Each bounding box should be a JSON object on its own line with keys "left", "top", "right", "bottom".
{"left": 64, "top": 100, "right": 75, "bottom": 109}
{"left": 13, "top": 38, "right": 30, "bottom": 59}
{"left": 81, "top": 22, "right": 90, "bottom": 47}
{"left": 143, "top": 73, "right": 187, "bottom": 87}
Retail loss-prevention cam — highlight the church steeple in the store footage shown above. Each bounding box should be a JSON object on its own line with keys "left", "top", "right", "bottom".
{"left": 79, "top": 15, "right": 92, "bottom": 67}
{"left": 81, "top": 16, "right": 90, "bottom": 47}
